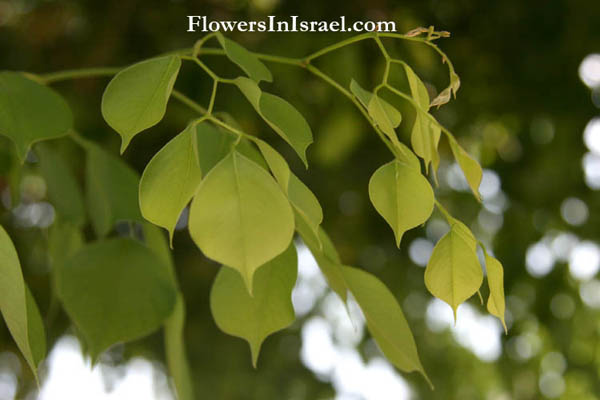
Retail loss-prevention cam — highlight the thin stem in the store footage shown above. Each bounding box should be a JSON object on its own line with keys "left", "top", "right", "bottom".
{"left": 171, "top": 90, "right": 207, "bottom": 114}
{"left": 434, "top": 199, "right": 454, "bottom": 222}
{"left": 207, "top": 80, "right": 218, "bottom": 114}
{"left": 305, "top": 32, "right": 373, "bottom": 61}
{"left": 40, "top": 67, "right": 121, "bottom": 84}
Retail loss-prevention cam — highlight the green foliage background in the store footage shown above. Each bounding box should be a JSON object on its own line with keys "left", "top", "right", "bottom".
{"left": 1, "top": 0, "right": 600, "bottom": 399}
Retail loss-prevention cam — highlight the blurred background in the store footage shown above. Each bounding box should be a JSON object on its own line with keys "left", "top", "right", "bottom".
{"left": 1, "top": 0, "right": 600, "bottom": 399}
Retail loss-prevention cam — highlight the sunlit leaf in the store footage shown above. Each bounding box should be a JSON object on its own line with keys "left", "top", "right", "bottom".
{"left": 139, "top": 124, "right": 202, "bottom": 243}
{"left": 350, "top": 80, "right": 401, "bottom": 128}
{"left": 0, "top": 224, "right": 46, "bottom": 378}
{"left": 188, "top": 151, "right": 294, "bottom": 293}
{"left": 449, "top": 138, "right": 482, "bottom": 201}
{"left": 84, "top": 142, "right": 143, "bottom": 237}
{"left": 368, "top": 160, "right": 434, "bottom": 247}
{"left": 210, "top": 243, "right": 297, "bottom": 366}
{"left": 425, "top": 224, "right": 483, "bottom": 320}
{"left": 234, "top": 77, "right": 313, "bottom": 166}
{"left": 216, "top": 33, "right": 272, "bottom": 83}
{"left": 484, "top": 249, "right": 507, "bottom": 333}
{"left": 101, "top": 56, "right": 181, "bottom": 152}
{"left": 36, "top": 143, "right": 85, "bottom": 227}
{"left": 0, "top": 72, "right": 72, "bottom": 161}
{"left": 367, "top": 94, "right": 402, "bottom": 146}
{"left": 55, "top": 238, "right": 178, "bottom": 360}
{"left": 342, "top": 266, "right": 431, "bottom": 387}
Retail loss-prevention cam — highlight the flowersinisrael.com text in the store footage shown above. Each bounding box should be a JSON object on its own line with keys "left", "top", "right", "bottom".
{"left": 187, "top": 16, "right": 396, "bottom": 33}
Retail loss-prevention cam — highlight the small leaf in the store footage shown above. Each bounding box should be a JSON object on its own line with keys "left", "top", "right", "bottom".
{"left": 424, "top": 224, "right": 483, "bottom": 321}
{"left": 210, "top": 243, "right": 297, "bottom": 366}
{"left": 341, "top": 266, "right": 431, "bottom": 387}
{"left": 449, "top": 139, "right": 482, "bottom": 201}
{"left": 55, "top": 238, "right": 178, "bottom": 360}
{"left": 216, "top": 33, "right": 272, "bottom": 83}
{"left": 101, "top": 56, "right": 181, "bottom": 152}
{"left": 0, "top": 72, "right": 73, "bottom": 161}
{"left": 188, "top": 151, "right": 294, "bottom": 294}
{"left": 484, "top": 250, "right": 507, "bottom": 333}
{"left": 368, "top": 160, "right": 434, "bottom": 247}
{"left": 36, "top": 143, "right": 86, "bottom": 227}
{"left": 84, "top": 142, "right": 143, "bottom": 237}
{"left": 164, "top": 294, "right": 194, "bottom": 400}
{"left": 139, "top": 124, "right": 202, "bottom": 243}
{"left": 350, "top": 80, "right": 401, "bottom": 127}
{"left": 234, "top": 77, "right": 313, "bottom": 166}
{"left": 0, "top": 224, "right": 46, "bottom": 378}
{"left": 367, "top": 94, "right": 402, "bottom": 145}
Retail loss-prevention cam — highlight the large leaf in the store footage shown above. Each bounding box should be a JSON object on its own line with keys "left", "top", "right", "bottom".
{"left": 342, "top": 266, "right": 431, "bottom": 387}
{"left": 139, "top": 124, "right": 202, "bottom": 243}
{"left": 0, "top": 72, "right": 72, "bottom": 161}
{"left": 55, "top": 238, "right": 178, "bottom": 360}
{"left": 36, "top": 143, "right": 86, "bottom": 227}
{"left": 0, "top": 225, "right": 46, "bottom": 378}
{"left": 101, "top": 56, "right": 181, "bottom": 152}
{"left": 234, "top": 77, "right": 313, "bottom": 166}
{"left": 368, "top": 160, "right": 434, "bottom": 247}
{"left": 210, "top": 243, "right": 297, "bottom": 366}
{"left": 188, "top": 151, "right": 294, "bottom": 293}
{"left": 216, "top": 33, "right": 272, "bottom": 83}
{"left": 484, "top": 249, "right": 507, "bottom": 332}
{"left": 424, "top": 224, "right": 483, "bottom": 320}
{"left": 449, "top": 139, "right": 482, "bottom": 201}
{"left": 84, "top": 142, "right": 142, "bottom": 237}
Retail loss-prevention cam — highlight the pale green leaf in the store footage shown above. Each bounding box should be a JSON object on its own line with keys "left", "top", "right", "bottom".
{"left": 210, "top": 243, "right": 297, "bottom": 366}
{"left": 164, "top": 294, "right": 194, "bottom": 400}
{"left": 368, "top": 160, "right": 434, "bottom": 247}
{"left": 234, "top": 77, "right": 313, "bottom": 166}
{"left": 424, "top": 225, "right": 483, "bottom": 320}
{"left": 55, "top": 238, "right": 177, "bottom": 360}
{"left": 484, "top": 250, "right": 507, "bottom": 333}
{"left": 101, "top": 56, "right": 181, "bottom": 152}
{"left": 188, "top": 151, "right": 294, "bottom": 294}
{"left": 0, "top": 224, "right": 46, "bottom": 378}
{"left": 0, "top": 72, "right": 73, "bottom": 161}
{"left": 367, "top": 94, "right": 402, "bottom": 145}
{"left": 36, "top": 143, "right": 86, "bottom": 227}
{"left": 195, "top": 122, "right": 236, "bottom": 175}
{"left": 139, "top": 124, "right": 202, "bottom": 243}
{"left": 342, "top": 266, "right": 431, "bottom": 387}
{"left": 449, "top": 139, "right": 482, "bottom": 201}
{"left": 84, "top": 142, "right": 143, "bottom": 237}
{"left": 216, "top": 33, "right": 272, "bottom": 83}
{"left": 350, "top": 80, "right": 402, "bottom": 127}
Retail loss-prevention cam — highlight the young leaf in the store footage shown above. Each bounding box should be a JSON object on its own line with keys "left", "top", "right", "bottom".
{"left": 368, "top": 160, "right": 434, "bottom": 247}
{"left": 350, "top": 80, "right": 402, "bottom": 128}
{"left": 36, "top": 143, "right": 86, "bottom": 227}
{"left": 234, "top": 77, "right": 313, "bottom": 166}
{"left": 367, "top": 94, "right": 402, "bottom": 146}
{"left": 139, "top": 124, "right": 202, "bottom": 243}
{"left": 430, "top": 124, "right": 442, "bottom": 184}
{"left": 164, "top": 294, "right": 194, "bottom": 400}
{"left": 0, "top": 225, "right": 46, "bottom": 378}
{"left": 341, "top": 266, "right": 431, "bottom": 387}
{"left": 84, "top": 142, "right": 143, "bottom": 237}
{"left": 210, "top": 243, "right": 297, "bottom": 367}
{"left": 101, "top": 56, "right": 181, "bottom": 152}
{"left": 0, "top": 72, "right": 73, "bottom": 161}
{"left": 449, "top": 138, "right": 482, "bottom": 201}
{"left": 424, "top": 225, "right": 483, "bottom": 321}
{"left": 188, "top": 151, "right": 294, "bottom": 294}
{"left": 55, "top": 238, "right": 178, "bottom": 361}
{"left": 484, "top": 250, "right": 507, "bottom": 333}
{"left": 216, "top": 33, "right": 272, "bottom": 83}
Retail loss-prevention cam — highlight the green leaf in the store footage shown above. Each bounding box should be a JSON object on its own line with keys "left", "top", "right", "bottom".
{"left": 484, "top": 249, "right": 507, "bottom": 333}
{"left": 234, "top": 77, "right": 313, "bottom": 166}
{"left": 210, "top": 243, "right": 297, "bottom": 366}
{"left": 341, "top": 266, "right": 431, "bottom": 387}
{"left": 139, "top": 124, "right": 202, "bottom": 243}
{"left": 350, "top": 80, "right": 402, "bottom": 128}
{"left": 216, "top": 33, "right": 272, "bottom": 83}
{"left": 424, "top": 224, "right": 483, "bottom": 321}
{"left": 101, "top": 56, "right": 181, "bottom": 152}
{"left": 0, "top": 72, "right": 73, "bottom": 161}
{"left": 195, "top": 122, "right": 236, "bottom": 175}
{"left": 368, "top": 160, "right": 434, "bottom": 247}
{"left": 0, "top": 224, "right": 46, "bottom": 378}
{"left": 367, "top": 94, "right": 402, "bottom": 145}
{"left": 449, "top": 139, "right": 482, "bottom": 201}
{"left": 36, "top": 143, "right": 86, "bottom": 227}
{"left": 255, "top": 140, "right": 323, "bottom": 248}
{"left": 164, "top": 294, "right": 194, "bottom": 400}
{"left": 84, "top": 142, "right": 143, "bottom": 237}
{"left": 55, "top": 238, "right": 177, "bottom": 360}
{"left": 188, "top": 151, "right": 294, "bottom": 294}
